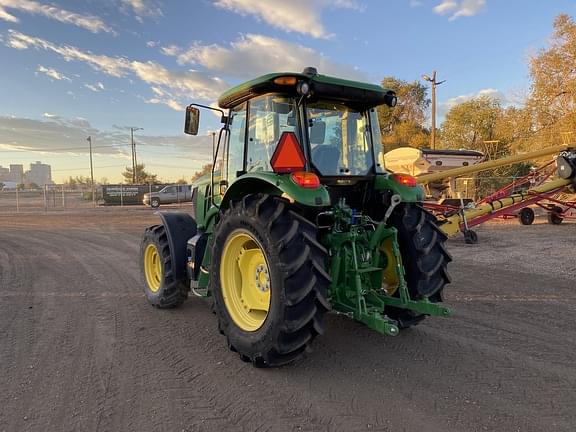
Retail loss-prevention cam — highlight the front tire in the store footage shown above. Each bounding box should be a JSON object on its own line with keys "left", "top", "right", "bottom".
{"left": 150, "top": 198, "right": 160, "bottom": 208}
{"left": 211, "top": 194, "right": 330, "bottom": 367}
{"left": 140, "top": 225, "right": 189, "bottom": 308}
{"left": 387, "top": 204, "right": 452, "bottom": 328}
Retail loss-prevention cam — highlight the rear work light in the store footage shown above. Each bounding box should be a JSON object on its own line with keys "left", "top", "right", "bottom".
{"left": 270, "top": 132, "right": 306, "bottom": 173}
{"left": 290, "top": 171, "right": 320, "bottom": 189}
{"left": 273, "top": 76, "right": 297, "bottom": 85}
{"left": 391, "top": 173, "right": 417, "bottom": 187}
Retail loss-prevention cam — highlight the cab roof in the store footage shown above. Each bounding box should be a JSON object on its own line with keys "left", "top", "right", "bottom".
{"left": 217, "top": 69, "right": 396, "bottom": 111}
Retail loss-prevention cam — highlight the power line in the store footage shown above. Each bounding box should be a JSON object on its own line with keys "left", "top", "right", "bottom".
{"left": 146, "top": 162, "right": 204, "bottom": 170}
{"left": 52, "top": 164, "right": 127, "bottom": 172}
{"left": 0, "top": 143, "right": 129, "bottom": 153}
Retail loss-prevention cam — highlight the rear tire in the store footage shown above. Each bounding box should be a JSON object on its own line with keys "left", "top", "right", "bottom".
{"left": 387, "top": 204, "right": 452, "bottom": 328}
{"left": 211, "top": 194, "right": 330, "bottom": 367}
{"left": 519, "top": 207, "right": 535, "bottom": 225}
{"left": 140, "top": 225, "right": 189, "bottom": 308}
{"left": 547, "top": 206, "right": 563, "bottom": 225}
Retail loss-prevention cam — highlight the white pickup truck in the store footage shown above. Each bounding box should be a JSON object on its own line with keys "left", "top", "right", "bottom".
{"left": 143, "top": 184, "right": 193, "bottom": 208}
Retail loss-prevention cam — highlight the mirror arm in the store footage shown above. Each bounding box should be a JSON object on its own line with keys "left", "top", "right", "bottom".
{"left": 187, "top": 103, "right": 229, "bottom": 124}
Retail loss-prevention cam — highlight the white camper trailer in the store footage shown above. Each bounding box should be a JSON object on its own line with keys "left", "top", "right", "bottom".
{"left": 384, "top": 147, "right": 484, "bottom": 199}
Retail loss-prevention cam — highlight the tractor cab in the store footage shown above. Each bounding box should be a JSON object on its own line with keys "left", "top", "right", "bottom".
{"left": 185, "top": 67, "right": 409, "bottom": 215}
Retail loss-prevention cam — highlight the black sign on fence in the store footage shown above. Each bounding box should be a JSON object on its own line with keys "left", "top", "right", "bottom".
{"left": 102, "top": 184, "right": 167, "bottom": 205}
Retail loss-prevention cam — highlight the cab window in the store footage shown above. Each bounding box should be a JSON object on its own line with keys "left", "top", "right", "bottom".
{"left": 246, "top": 95, "right": 298, "bottom": 172}
{"left": 307, "top": 102, "right": 373, "bottom": 176}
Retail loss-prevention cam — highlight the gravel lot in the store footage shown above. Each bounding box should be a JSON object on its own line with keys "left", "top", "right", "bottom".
{"left": 1, "top": 208, "right": 575, "bottom": 432}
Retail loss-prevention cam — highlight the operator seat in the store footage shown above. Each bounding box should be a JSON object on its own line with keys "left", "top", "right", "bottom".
{"left": 312, "top": 145, "right": 341, "bottom": 175}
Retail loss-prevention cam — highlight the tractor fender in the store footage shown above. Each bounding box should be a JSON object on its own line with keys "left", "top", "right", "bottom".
{"left": 157, "top": 212, "right": 197, "bottom": 281}
{"left": 220, "top": 172, "right": 331, "bottom": 210}
{"left": 374, "top": 174, "right": 426, "bottom": 202}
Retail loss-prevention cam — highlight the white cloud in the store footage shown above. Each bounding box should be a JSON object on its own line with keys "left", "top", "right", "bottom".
{"left": 0, "top": 114, "right": 213, "bottom": 166}
{"left": 130, "top": 60, "right": 228, "bottom": 101}
{"left": 162, "top": 34, "right": 365, "bottom": 81}
{"left": 439, "top": 88, "right": 505, "bottom": 115}
{"left": 0, "top": 0, "right": 115, "bottom": 34}
{"left": 213, "top": 0, "right": 363, "bottom": 39}
{"left": 3, "top": 30, "right": 228, "bottom": 109}
{"left": 121, "top": 0, "right": 162, "bottom": 21}
{"left": 146, "top": 87, "right": 183, "bottom": 111}
{"left": 0, "top": 7, "right": 17, "bottom": 22}
{"left": 36, "top": 65, "right": 71, "bottom": 81}
{"left": 6, "top": 30, "right": 129, "bottom": 76}
{"left": 433, "top": 0, "right": 485, "bottom": 20}
{"left": 84, "top": 82, "right": 105, "bottom": 92}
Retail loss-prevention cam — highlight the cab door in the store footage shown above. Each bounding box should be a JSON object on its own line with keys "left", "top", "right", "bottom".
{"left": 210, "top": 102, "right": 247, "bottom": 205}
{"left": 224, "top": 102, "right": 247, "bottom": 186}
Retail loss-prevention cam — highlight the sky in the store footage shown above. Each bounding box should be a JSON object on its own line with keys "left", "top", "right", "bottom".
{"left": 0, "top": 0, "right": 575, "bottom": 184}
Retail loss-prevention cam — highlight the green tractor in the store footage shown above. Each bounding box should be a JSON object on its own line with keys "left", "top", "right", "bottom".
{"left": 140, "top": 67, "right": 452, "bottom": 367}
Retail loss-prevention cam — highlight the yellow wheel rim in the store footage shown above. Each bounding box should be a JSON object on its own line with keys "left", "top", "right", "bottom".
{"left": 144, "top": 243, "right": 163, "bottom": 293}
{"left": 220, "top": 230, "right": 271, "bottom": 332}
{"left": 380, "top": 237, "right": 400, "bottom": 296}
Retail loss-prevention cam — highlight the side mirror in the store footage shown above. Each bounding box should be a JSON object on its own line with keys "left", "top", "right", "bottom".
{"left": 309, "top": 120, "right": 326, "bottom": 144}
{"left": 185, "top": 106, "right": 200, "bottom": 135}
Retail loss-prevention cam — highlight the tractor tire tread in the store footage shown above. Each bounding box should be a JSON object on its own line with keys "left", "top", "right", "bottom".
{"left": 140, "top": 224, "right": 188, "bottom": 308}
{"left": 387, "top": 204, "right": 452, "bottom": 328}
{"left": 212, "top": 193, "right": 330, "bottom": 367}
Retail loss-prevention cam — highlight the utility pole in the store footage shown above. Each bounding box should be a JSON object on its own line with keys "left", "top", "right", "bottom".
{"left": 87, "top": 136, "right": 95, "bottom": 207}
{"left": 422, "top": 71, "right": 446, "bottom": 150}
{"left": 130, "top": 127, "right": 143, "bottom": 183}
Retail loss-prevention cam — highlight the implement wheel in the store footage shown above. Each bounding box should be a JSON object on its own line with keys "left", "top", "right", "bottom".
{"left": 547, "top": 206, "right": 563, "bottom": 225}
{"left": 387, "top": 204, "right": 452, "bottom": 328}
{"left": 212, "top": 194, "right": 330, "bottom": 367}
{"left": 464, "top": 229, "right": 478, "bottom": 244}
{"left": 519, "top": 207, "right": 535, "bottom": 225}
{"left": 140, "top": 225, "right": 189, "bottom": 308}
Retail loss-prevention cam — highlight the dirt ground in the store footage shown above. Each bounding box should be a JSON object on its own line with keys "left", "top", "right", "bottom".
{"left": 1, "top": 208, "right": 575, "bottom": 432}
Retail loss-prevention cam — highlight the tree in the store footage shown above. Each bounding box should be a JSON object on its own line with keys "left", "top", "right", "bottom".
{"left": 439, "top": 95, "right": 534, "bottom": 198}
{"left": 65, "top": 175, "right": 92, "bottom": 189}
{"left": 377, "top": 77, "right": 430, "bottom": 151}
{"left": 121, "top": 164, "right": 159, "bottom": 184}
{"left": 524, "top": 14, "right": 576, "bottom": 148}
{"left": 191, "top": 163, "right": 212, "bottom": 182}
{"left": 439, "top": 96, "right": 502, "bottom": 152}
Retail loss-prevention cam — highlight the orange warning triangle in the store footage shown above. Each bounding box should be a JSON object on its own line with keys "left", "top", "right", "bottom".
{"left": 270, "top": 132, "right": 306, "bottom": 173}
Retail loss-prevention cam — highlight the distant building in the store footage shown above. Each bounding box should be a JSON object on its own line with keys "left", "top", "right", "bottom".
{"left": 24, "top": 161, "right": 52, "bottom": 186}
{"left": 9, "top": 164, "right": 24, "bottom": 183}
{"left": 0, "top": 164, "right": 24, "bottom": 183}
{"left": 0, "top": 165, "right": 9, "bottom": 181}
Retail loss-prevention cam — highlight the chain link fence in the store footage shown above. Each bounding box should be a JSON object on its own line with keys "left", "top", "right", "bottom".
{"left": 0, "top": 184, "right": 193, "bottom": 213}
{"left": 0, "top": 185, "right": 101, "bottom": 213}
